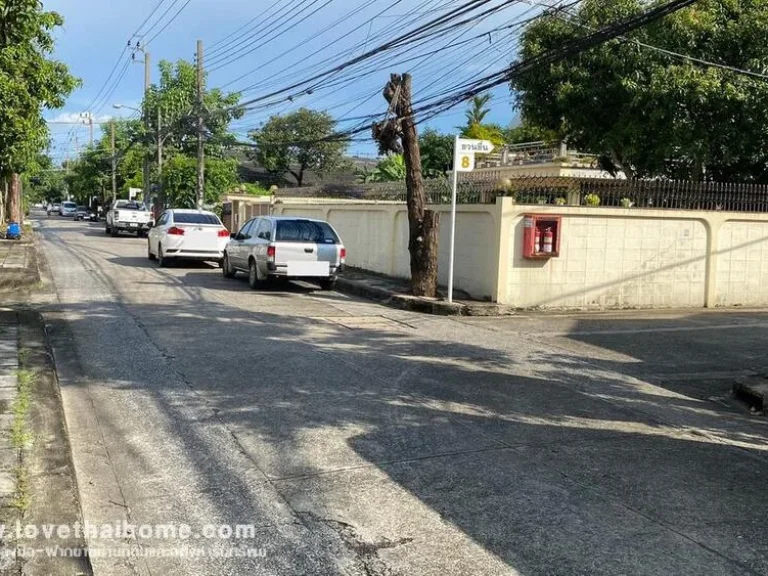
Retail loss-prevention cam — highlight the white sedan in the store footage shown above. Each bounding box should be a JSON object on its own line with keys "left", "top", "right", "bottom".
{"left": 147, "top": 209, "right": 230, "bottom": 267}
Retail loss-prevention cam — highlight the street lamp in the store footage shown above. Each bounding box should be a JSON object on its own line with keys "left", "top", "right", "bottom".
{"left": 112, "top": 103, "right": 141, "bottom": 113}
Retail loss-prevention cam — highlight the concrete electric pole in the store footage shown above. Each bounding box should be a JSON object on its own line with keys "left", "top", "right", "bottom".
{"left": 111, "top": 121, "right": 117, "bottom": 204}
{"left": 196, "top": 39, "right": 205, "bottom": 209}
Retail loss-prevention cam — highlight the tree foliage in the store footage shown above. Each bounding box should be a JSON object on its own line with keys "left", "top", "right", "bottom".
{"left": 145, "top": 60, "right": 243, "bottom": 159}
{"left": 459, "top": 94, "right": 506, "bottom": 148}
{"left": 162, "top": 155, "right": 237, "bottom": 208}
{"left": 0, "top": 1, "right": 78, "bottom": 178}
{"left": 370, "top": 154, "right": 407, "bottom": 182}
{"left": 419, "top": 129, "right": 453, "bottom": 176}
{"left": 511, "top": 0, "right": 768, "bottom": 181}
{"left": 66, "top": 58, "right": 243, "bottom": 208}
{"left": 249, "top": 108, "right": 348, "bottom": 187}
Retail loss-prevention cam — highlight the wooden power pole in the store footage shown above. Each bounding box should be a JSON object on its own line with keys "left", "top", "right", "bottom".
{"left": 373, "top": 73, "right": 439, "bottom": 297}
{"left": 196, "top": 39, "right": 205, "bottom": 209}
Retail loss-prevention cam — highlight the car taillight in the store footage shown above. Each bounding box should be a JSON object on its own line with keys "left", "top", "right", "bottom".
{"left": 267, "top": 245, "right": 275, "bottom": 261}
{"left": 218, "top": 228, "right": 230, "bottom": 238}
{"left": 167, "top": 226, "right": 185, "bottom": 235}
{"left": 340, "top": 247, "right": 346, "bottom": 260}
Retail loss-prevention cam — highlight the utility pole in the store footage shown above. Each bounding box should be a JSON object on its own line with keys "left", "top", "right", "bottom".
{"left": 143, "top": 51, "right": 151, "bottom": 205}
{"left": 129, "top": 40, "right": 151, "bottom": 204}
{"left": 157, "top": 106, "right": 164, "bottom": 210}
{"left": 111, "top": 121, "right": 117, "bottom": 204}
{"left": 196, "top": 39, "right": 205, "bottom": 209}
{"left": 81, "top": 112, "right": 94, "bottom": 147}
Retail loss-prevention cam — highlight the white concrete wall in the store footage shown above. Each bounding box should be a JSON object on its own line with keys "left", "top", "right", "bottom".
{"left": 273, "top": 201, "right": 500, "bottom": 301}
{"left": 501, "top": 205, "right": 708, "bottom": 308}
{"left": 230, "top": 195, "right": 768, "bottom": 310}
{"left": 716, "top": 221, "right": 768, "bottom": 307}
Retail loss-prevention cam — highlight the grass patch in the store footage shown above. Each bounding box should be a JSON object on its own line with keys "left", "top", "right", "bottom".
{"left": 11, "top": 465, "right": 29, "bottom": 511}
{"left": 11, "top": 369, "right": 35, "bottom": 449}
{"left": 9, "top": 369, "right": 36, "bottom": 513}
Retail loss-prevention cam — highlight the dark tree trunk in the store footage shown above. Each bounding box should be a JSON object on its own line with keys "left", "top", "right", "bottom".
{"left": 392, "top": 74, "right": 440, "bottom": 297}
{"left": 8, "top": 173, "right": 21, "bottom": 224}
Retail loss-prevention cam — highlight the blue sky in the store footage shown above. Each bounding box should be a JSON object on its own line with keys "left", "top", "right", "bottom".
{"left": 43, "top": 0, "right": 530, "bottom": 163}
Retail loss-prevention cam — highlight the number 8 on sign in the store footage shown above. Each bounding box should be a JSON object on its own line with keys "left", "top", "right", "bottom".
{"left": 461, "top": 156, "right": 471, "bottom": 169}
{"left": 456, "top": 154, "right": 474, "bottom": 172}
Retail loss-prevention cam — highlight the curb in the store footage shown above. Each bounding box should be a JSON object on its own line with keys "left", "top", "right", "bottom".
{"left": 335, "top": 277, "right": 514, "bottom": 316}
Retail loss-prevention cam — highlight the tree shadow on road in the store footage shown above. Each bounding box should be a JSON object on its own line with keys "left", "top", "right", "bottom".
{"left": 42, "top": 292, "right": 768, "bottom": 575}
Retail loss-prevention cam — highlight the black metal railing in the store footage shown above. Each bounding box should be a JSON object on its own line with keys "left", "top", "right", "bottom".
{"left": 276, "top": 176, "right": 768, "bottom": 213}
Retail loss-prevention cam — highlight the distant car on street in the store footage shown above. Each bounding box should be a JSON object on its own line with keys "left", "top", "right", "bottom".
{"left": 106, "top": 200, "right": 153, "bottom": 237}
{"left": 73, "top": 206, "right": 89, "bottom": 221}
{"left": 147, "top": 209, "right": 230, "bottom": 267}
{"left": 222, "top": 216, "right": 345, "bottom": 290}
{"left": 59, "top": 201, "right": 77, "bottom": 217}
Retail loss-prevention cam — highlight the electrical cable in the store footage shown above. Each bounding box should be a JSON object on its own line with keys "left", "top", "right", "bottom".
{"left": 144, "top": 0, "right": 194, "bottom": 45}
{"left": 208, "top": 0, "right": 337, "bottom": 72}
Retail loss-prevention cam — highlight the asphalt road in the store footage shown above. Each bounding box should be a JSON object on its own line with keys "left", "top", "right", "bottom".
{"left": 34, "top": 215, "right": 768, "bottom": 576}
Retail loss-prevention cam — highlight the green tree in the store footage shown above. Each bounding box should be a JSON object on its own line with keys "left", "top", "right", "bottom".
{"left": 511, "top": 0, "right": 768, "bottom": 181}
{"left": 65, "top": 120, "right": 144, "bottom": 204}
{"left": 249, "top": 108, "right": 348, "bottom": 187}
{"left": 370, "top": 154, "right": 406, "bottom": 182}
{"left": 162, "top": 155, "right": 237, "bottom": 208}
{"left": 144, "top": 60, "right": 243, "bottom": 160}
{"left": 505, "top": 120, "right": 557, "bottom": 145}
{"left": 419, "top": 129, "right": 453, "bottom": 176}
{"left": 0, "top": 0, "right": 78, "bottom": 221}
{"left": 464, "top": 95, "right": 492, "bottom": 126}
{"left": 459, "top": 94, "right": 506, "bottom": 148}
{"left": 462, "top": 122, "right": 506, "bottom": 148}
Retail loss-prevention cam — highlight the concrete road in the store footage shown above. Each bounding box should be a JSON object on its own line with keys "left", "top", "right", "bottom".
{"left": 34, "top": 215, "right": 768, "bottom": 575}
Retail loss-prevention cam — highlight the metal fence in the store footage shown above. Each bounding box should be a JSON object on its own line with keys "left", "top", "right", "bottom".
{"left": 277, "top": 176, "right": 768, "bottom": 213}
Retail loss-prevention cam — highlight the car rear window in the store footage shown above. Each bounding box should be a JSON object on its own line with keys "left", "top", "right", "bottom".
{"left": 276, "top": 220, "right": 339, "bottom": 244}
{"left": 117, "top": 202, "right": 144, "bottom": 210}
{"left": 173, "top": 213, "right": 221, "bottom": 225}
{"left": 63, "top": 202, "right": 77, "bottom": 208}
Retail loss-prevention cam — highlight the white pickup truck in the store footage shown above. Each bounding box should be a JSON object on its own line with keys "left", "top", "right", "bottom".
{"left": 105, "top": 200, "right": 153, "bottom": 237}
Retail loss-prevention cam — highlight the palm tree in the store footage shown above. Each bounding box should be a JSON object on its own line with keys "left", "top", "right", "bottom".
{"left": 465, "top": 94, "right": 492, "bottom": 126}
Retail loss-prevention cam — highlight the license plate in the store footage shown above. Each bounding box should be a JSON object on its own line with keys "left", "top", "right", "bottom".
{"left": 128, "top": 222, "right": 137, "bottom": 227}
{"left": 286, "top": 261, "right": 330, "bottom": 277}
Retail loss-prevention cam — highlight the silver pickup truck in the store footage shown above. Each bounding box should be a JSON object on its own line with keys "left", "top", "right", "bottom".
{"left": 105, "top": 200, "right": 153, "bottom": 237}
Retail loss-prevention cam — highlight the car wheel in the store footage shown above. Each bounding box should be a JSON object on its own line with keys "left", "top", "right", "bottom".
{"left": 105, "top": 225, "right": 111, "bottom": 235}
{"left": 147, "top": 241, "right": 156, "bottom": 261}
{"left": 318, "top": 277, "right": 337, "bottom": 291}
{"left": 222, "top": 253, "right": 235, "bottom": 279}
{"left": 157, "top": 244, "right": 168, "bottom": 267}
{"left": 248, "top": 259, "right": 267, "bottom": 289}
{"left": 110, "top": 226, "right": 118, "bottom": 237}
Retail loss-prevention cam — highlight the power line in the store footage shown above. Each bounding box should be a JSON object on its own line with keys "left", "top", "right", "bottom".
{"left": 206, "top": 0, "right": 308, "bottom": 64}
{"left": 144, "top": 0, "right": 194, "bottom": 45}
{"left": 132, "top": 0, "right": 171, "bottom": 37}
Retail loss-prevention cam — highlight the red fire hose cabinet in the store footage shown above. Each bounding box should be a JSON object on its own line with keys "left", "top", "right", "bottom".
{"left": 523, "top": 214, "right": 562, "bottom": 259}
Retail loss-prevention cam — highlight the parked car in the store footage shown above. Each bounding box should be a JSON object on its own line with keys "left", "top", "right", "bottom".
{"left": 73, "top": 206, "right": 89, "bottom": 221}
{"left": 106, "top": 200, "right": 153, "bottom": 237}
{"left": 147, "top": 209, "right": 230, "bottom": 267}
{"left": 59, "top": 201, "right": 77, "bottom": 217}
{"left": 222, "top": 216, "right": 345, "bottom": 290}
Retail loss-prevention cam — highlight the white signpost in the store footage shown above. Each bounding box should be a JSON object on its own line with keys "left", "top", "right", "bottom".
{"left": 447, "top": 137, "right": 495, "bottom": 303}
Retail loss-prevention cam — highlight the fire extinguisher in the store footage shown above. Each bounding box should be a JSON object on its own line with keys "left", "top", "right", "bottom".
{"left": 542, "top": 228, "right": 554, "bottom": 253}
{"left": 534, "top": 227, "right": 542, "bottom": 253}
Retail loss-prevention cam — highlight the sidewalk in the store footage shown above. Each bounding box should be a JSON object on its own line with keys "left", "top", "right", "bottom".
{"left": 0, "top": 311, "right": 22, "bottom": 574}
{"left": 0, "top": 236, "right": 39, "bottom": 294}
{"left": 336, "top": 268, "right": 514, "bottom": 316}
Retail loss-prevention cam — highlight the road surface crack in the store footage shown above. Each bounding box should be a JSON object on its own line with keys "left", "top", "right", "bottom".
{"left": 299, "top": 512, "right": 412, "bottom": 576}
